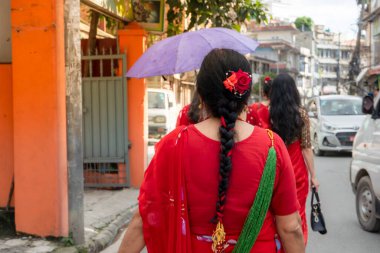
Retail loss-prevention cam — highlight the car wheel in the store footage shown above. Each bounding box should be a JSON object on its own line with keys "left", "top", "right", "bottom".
{"left": 313, "top": 134, "right": 324, "bottom": 156}
{"left": 356, "top": 176, "right": 380, "bottom": 232}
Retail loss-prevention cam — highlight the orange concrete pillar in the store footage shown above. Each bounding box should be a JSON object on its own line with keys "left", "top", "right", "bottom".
{"left": 11, "top": 0, "right": 68, "bottom": 236}
{"left": 0, "top": 65, "right": 14, "bottom": 207}
{"left": 118, "top": 22, "right": 147, "bottom": 188}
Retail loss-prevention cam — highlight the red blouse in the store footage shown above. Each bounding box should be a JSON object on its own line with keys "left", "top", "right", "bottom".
{"left": 176, "top": 104, "right": 193, "bottom": 127}
{"left": 184, "top": 125, "right": 299, "bottom": 252}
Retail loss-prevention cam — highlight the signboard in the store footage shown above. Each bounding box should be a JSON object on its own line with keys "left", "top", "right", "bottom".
{"left": 0, "top": 0, "right": 12, "bottom": 63}
{"left": 82, "top": 0, "right": 133, "bottom": 20}
{"left": 83, "top": 0, "right": 165, "bottom": 32}
{"left": 136, "top": 0, "right": 165, "bottom": 33}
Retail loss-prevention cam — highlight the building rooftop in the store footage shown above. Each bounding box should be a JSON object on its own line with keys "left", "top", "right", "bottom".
{"left": 250, "top": 24, "right": 299, "bottom": 33}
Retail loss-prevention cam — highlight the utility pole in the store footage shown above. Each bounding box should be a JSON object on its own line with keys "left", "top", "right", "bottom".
{"left": 348, "top": 1, "right": 365, "bottom": 94}
{"left": 336, "top": 33, "right": 341, "bottom": 94}
{"left": 64, "top": 0, "right": 85, "bottom": 244}
{"left": 277, "top": 49, "right": 281, "bottom": 74}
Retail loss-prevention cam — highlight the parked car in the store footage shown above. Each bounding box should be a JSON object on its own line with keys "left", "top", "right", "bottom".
{"left": 306, "top": 95, "right": 365, "bottom": 156}
{"left": 147, "top": 88, "right": 177, "bottom": 138}
{"left": 350, "top": 95, "right": 380, "bottom": 232}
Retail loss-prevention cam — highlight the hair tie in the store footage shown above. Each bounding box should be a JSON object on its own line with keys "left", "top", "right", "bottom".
{"left": 220, "top": 116, "right": 227, "bottom": 128}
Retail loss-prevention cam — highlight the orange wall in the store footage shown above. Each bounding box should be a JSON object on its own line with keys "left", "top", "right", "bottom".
{"left": 11, "top": 0, "right": 68, "bottom": 236}
{"left": 118, "top": 23, "right": 147, "bottom": 187}
{"left": 0, "top": 64, "right": 14, "bottom": 208}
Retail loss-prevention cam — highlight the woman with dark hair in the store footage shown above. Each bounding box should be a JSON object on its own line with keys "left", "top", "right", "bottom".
{"left": 263, "top": 73, "right": 319, "bottom": 245}
{"left": 176, "top": 90, "right": 208, "bottom": 126}
{"left": 118, "top": 49, "right": 305, "bottom": 253}
{"left": 247, "top": 76, "right": 272, "bottom": 128}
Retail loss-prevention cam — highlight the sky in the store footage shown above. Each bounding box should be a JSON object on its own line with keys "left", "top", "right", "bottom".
{"left": 266, "top": 0, "right": 361, "bottom": 40}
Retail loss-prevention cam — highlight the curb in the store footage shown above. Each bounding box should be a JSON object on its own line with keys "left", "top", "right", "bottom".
{"left": 85, "top": 204, "right": 138, "bottom": 253}
{"left": 53, "top": 204, "right": 138, "bottom": 253}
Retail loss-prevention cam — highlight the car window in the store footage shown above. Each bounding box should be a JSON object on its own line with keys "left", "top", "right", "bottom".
{"left": 148, "top": 92, "right": 166, "bottom": 109}
{"left": 320, "top": 99, "right": 363, "bottom": 115}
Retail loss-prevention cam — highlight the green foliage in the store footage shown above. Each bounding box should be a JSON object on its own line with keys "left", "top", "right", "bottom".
{"left": 60, "top": 235, "right": 74, "bottom": 247}
{"left": 166, "top": 0, "right": 270, "bottom": 36}
{"left": 294, "top": 16, "right": 314, "bottom": 32}
{"left": 166, "top": 0, "right": 186, "bottom": 35}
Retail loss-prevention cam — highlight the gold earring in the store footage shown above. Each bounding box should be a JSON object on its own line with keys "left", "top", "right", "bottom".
{"left": 198, "top": 102, "right": 202, "bottom": 109}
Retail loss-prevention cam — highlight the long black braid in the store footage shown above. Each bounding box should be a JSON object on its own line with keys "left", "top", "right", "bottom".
{"left": 196, "top": 49, "right": 251, "bottom": 224}
{"left": 214, "top": 99, "right": 239, "bottom": 222}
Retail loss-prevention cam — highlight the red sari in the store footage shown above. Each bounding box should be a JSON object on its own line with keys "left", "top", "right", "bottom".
{"left": 176, "top": 105, "right": 193, "bottom": 127}
{"left": 139, "top": 125, "right": 299, "bottom": 252}
{"left": 247, "top": 103, "right": 270, "bottom": 129}
{"left": 258, "top": 111, "right": 310, "bottom": 244}
{"left": 287, "top": 141, "right": 309, "bottom": 244}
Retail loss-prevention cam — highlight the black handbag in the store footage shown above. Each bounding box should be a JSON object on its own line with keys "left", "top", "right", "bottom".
{"left": 310, "top": 187, "right": 327, "bottom": 234}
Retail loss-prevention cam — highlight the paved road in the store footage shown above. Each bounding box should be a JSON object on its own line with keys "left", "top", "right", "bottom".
{"left": 307, "top": 152, "right": 380, "bottom": 253}
{"left": 104, "top": 152, "right": 380, "bottom": 253}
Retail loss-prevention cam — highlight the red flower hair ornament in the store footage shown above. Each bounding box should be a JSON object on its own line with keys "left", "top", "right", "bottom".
{"left": 264, "top": 76, "right": 271, "bottom": 84}
{"left": 223, "top": 69, "right": 252, "bottom": 98}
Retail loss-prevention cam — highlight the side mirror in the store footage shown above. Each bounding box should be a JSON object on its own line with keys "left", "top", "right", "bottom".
{"left": 308, "top": 111, "right": 317, "bottom": 118}
{"left": 362, "top": 95, "right": 374, "bottom": 114}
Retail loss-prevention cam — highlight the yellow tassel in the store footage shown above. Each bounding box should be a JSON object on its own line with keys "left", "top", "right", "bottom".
{"left": 212, "top": 221, "right": 226, "bottom": 253}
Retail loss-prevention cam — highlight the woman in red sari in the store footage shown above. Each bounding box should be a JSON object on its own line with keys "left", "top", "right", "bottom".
{"left": 176, "top": 91, "right": 209, "bottom": 127}
{"left": 118, "top": 49, "right": 305, "bottom": 253}
{"left": 246, "top": 76, "right": 272, "bottom": 128}
{"left": 260, "top": 73, "right": 319, "bottom": 245}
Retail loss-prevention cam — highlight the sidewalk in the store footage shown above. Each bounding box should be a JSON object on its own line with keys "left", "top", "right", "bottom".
{"left": 0, "top": 188, "right": 139, "bottom": 253}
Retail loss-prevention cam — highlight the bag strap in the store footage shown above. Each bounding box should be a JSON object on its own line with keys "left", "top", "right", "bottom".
{"left": 311, "top": 187, "right": 320, "bottom": 205}
{"left": 233, "top": 129, "right": 277, "bottom": 253}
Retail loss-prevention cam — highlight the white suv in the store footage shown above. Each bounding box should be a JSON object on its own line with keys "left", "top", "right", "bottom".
{"left": 350, "top": 95, "right": 380, "bottom": 232}
{"left": 147, "top": 88, "right": 177, "bottom": 138}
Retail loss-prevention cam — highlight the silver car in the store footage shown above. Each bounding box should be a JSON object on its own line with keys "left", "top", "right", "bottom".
{"left": 306, "top": 95, "right": 365, "bottom": 156}
{"left": 350, "top": 95, "right": 380, "bottom": 232}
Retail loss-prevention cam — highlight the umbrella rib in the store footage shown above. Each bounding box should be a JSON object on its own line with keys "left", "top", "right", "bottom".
{"left": 198, "top": 31, "right": 216, "bottom": 49}
{"left": 173, "top": 36, "right": 184, "bottom": 74}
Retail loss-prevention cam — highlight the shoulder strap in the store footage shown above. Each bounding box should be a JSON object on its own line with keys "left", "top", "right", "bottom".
{"left": 233, "top": 129, "right": 277, "bottom": 253}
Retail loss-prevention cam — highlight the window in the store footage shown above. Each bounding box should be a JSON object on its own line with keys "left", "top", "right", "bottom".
{"left": 148, "top": 91, "right": 166, "bottom": 109}
{"left": 320, "top": 99, "right": 363, "bottom": 115}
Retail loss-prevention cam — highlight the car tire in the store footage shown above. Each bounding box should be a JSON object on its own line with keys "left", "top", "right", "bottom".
{"left": 356, "top": 176, "right": 380, "bottom": 232}
{"left": 313, "top": 134, "right": 324, "bottom": 156}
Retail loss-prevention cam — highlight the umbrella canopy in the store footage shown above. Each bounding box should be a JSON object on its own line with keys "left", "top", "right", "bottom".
{"left": 126, "top": 27, "right": 259, "bottom": 78}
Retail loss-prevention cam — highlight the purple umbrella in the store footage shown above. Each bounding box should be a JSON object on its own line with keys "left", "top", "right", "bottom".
{"left": 126, "top": 27, "right": 259, "bottom": 78}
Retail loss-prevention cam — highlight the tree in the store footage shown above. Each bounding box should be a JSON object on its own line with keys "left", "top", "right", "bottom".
{"left": 294, "top": 16, "right": 314, "bottom": 32}
{"left": 166, "top": 0, "right": 270, "bottom": 36}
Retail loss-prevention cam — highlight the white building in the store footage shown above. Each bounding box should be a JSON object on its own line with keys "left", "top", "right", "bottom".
{"left": 314, "top": 25, "right": 355, "bottom": 95}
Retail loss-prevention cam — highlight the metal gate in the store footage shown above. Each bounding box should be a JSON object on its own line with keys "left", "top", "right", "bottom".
{"left": 81, "top": 48, "right": 130, "bottom": 188}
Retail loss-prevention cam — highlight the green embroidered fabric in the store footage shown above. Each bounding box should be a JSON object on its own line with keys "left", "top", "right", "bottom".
{"left": 232, "top": 144, "right": 277, "bottom": 253}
